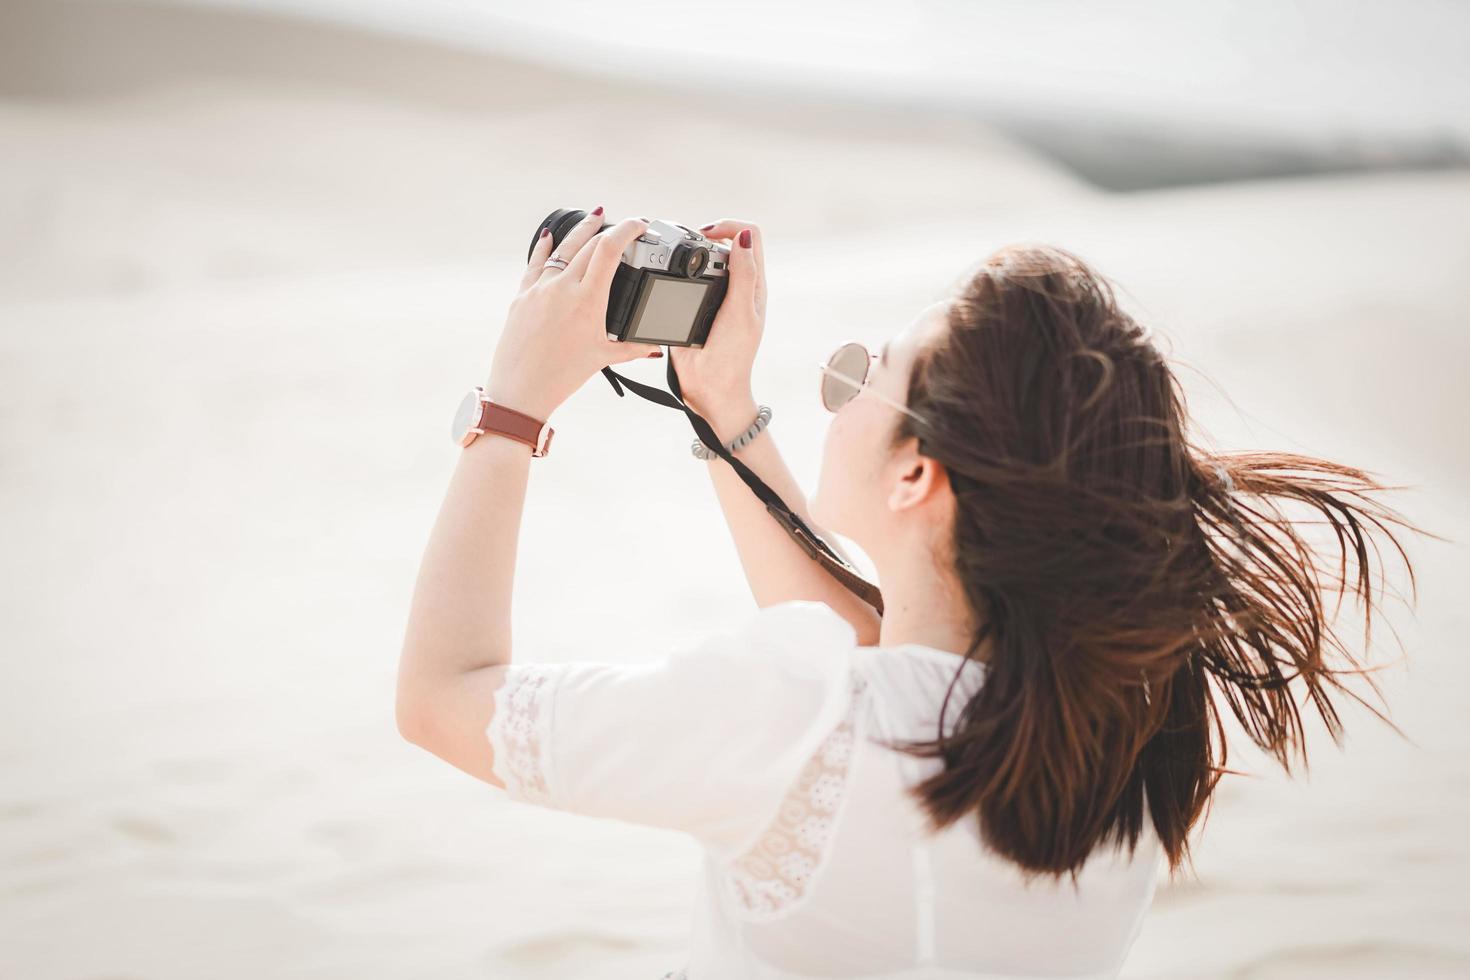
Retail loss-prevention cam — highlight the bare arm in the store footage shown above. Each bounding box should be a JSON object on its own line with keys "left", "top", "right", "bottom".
{"left": 692, "top": 391, "right": 882, "bottom": 646}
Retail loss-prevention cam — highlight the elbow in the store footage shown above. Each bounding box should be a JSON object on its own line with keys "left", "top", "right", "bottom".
{"left": 394, "top": 669, "right": 435, "bottom": 746}
{"left": 395, "top": 695, "right": 426, "bottom": 745}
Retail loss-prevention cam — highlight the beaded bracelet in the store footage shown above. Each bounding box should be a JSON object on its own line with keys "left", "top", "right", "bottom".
{"left": 691, "top": 404, "right": 772, "bottom": 460}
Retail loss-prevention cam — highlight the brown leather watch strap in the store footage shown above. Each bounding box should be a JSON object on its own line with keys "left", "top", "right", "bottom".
{"left": 477, "top": 398, "right": 554, "bottom": 457}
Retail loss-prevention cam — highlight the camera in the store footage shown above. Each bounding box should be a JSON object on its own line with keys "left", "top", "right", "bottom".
{"left": 528, "top": 208, "right": 731, "bottom": 347}
{"left": 523, "top": 209, "right": 881, "bottom": 614}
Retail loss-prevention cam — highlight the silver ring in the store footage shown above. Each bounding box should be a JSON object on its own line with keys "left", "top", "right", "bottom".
{"left": 543, "top": 256, "right": 568, "bottom": 271}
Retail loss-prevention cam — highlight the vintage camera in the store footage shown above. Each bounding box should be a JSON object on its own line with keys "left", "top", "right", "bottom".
{"left": 527, "top": 208, "right": 731, "bottom": 347}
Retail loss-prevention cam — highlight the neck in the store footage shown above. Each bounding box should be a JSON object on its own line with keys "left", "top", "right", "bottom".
{"left": 871, "top": 544, "right": 986, "bottom": 660}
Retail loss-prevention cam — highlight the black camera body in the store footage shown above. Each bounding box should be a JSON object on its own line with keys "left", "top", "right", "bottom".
{"left": 529, "top": 209, "right": 731, "bottom": 348}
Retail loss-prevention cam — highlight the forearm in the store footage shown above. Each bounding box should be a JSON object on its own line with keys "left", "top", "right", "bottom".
{"left": 693, "top": 393, "right": 882, "bottom": 646}
{"left": 398, "top": 434, "right": 530, "bottom": 690}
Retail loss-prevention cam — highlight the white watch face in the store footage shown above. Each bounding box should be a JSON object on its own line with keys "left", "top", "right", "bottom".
{"left": 452, "top": 389, "right": 483, "bottom": 443}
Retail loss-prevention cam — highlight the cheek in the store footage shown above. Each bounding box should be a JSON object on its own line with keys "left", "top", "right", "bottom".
{"left": 815, "top": 415, "right": 843, "bottom": 497}
{"left": 814, "top": 408, "right": 886, "bottom": 534}
{"left": 818, "top": 409, "right": 868, "bottom": 489}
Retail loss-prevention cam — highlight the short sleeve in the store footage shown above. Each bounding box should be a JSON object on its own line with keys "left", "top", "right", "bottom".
{"left": 486, "top": 600, "right": 860, "bottom": 859}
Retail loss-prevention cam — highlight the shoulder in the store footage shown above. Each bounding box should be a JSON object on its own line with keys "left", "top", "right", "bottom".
{"left": 661, "top": 600, "right": 864, "bottom": 757}
{"left": 486, "top": 601, "right": 867, "bottom": 855}
{"left": 502, "top": 600, "right": 861, "bottom": 738}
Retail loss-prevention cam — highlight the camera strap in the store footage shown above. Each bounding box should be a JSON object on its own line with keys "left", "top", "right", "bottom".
{"left": 599, "top": 360, "right": 885, "bottom": 617}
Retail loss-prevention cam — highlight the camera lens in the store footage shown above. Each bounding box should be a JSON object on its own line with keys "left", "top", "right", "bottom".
{"left": 529, "top": 208, "right": 598, "bottom": 262}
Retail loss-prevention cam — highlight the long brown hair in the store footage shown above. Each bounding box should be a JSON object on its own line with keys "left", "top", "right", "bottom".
{"left": 877, "top": 243, "right": 1441, "bottom": 886}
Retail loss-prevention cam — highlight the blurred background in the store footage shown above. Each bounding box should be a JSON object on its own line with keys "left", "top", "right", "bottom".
{"left": 2, "top": 1, "right": 1467, "bottom": 977}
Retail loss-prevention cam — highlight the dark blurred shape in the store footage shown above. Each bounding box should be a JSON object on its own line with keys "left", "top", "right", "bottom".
{"left": 992, "top": 112, "right": 1470, "bottom": 192}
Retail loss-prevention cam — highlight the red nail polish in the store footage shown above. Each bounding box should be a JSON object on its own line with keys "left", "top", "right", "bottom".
{"left": 539, "top": 228, "right": 550, "bottom": 238}
{"left": 739, "top": 228, "right": 752, "bottom": 248}
{"left": 699, "top": 223, "right": 715, "bottom": 231}
{"left": 591, "top": 205, "right": 604, "bottom": 216}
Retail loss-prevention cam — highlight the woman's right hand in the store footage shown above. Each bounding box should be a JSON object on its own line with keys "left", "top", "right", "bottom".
{"left": 668, "top": 219, "right": 767, "bottom": 418}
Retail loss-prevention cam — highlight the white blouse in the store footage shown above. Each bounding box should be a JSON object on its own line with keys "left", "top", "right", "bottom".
{"left": 488, "top": 600, "right": 1163, "bottom": 979}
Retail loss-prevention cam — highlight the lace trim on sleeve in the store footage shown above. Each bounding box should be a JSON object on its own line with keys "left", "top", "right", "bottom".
{"left": 488, "top": 664, "right": 559, "bottom": 804}
{"left": 721, "top": 671, "right": 870, "bottom": 921}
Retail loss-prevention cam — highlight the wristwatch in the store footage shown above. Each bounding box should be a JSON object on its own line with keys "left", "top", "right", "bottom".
{"left": 451, "top": 386, "right": 555, "bottom": 457}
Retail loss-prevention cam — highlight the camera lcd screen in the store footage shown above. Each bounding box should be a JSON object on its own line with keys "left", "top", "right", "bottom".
{"left": 627, "top": 276, "right": 711, "bottom": 344}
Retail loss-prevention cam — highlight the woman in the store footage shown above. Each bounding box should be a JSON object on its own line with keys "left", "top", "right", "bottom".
{"left": 395, "top": 210, "right": 1424, "bottom": 979}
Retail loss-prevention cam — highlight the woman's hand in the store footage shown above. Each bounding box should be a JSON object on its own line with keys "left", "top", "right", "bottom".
{"left": 669, "top": 220, "right": 767, "bottom": 415}
{"left": 484, "top": 211, "right": 664, "bottom": 421}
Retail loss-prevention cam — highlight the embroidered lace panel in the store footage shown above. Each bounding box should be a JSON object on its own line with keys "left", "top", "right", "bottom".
{"left": 492, "top": 665, "right": 557, "bottom": 804}
{"left": 723, "top": 670, "right": 869, "bottom": 920}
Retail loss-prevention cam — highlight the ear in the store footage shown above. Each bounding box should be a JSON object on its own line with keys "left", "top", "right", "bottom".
{"left": 886, "top": 442, "right": 948, "bottom": 514}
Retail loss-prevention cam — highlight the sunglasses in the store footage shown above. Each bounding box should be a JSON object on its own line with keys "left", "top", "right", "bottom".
{"left": 817, "top": 341, "right": 930, "bottom": 425}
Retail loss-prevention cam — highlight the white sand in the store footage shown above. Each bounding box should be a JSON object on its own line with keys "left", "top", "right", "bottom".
{"left": 2, "top": 3, "right": 1468, "bottom": 978}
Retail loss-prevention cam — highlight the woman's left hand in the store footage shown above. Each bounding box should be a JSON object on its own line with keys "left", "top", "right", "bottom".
{"left": 484, "top": 212, "right": 664, "bottom": 421}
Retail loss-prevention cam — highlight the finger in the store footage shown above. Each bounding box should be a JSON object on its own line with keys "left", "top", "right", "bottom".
{"left": 519, "top": 227, "right": 556, "bottom": 292}
{"left": 611, "top": 340, "right": 665, "bottom": 362}
{"left": 539, "top": 207, "right": 606, "bottom": 282}
{"left": 699, "top": 220, "right": 763, "bottom": 312}
{"left": 575, "top": 216, "right": 650, "bottom": 287}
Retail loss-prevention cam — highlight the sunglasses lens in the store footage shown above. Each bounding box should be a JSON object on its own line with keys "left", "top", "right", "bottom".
{"left": 822, "top": 343, "right": 869, "bottom": 411}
